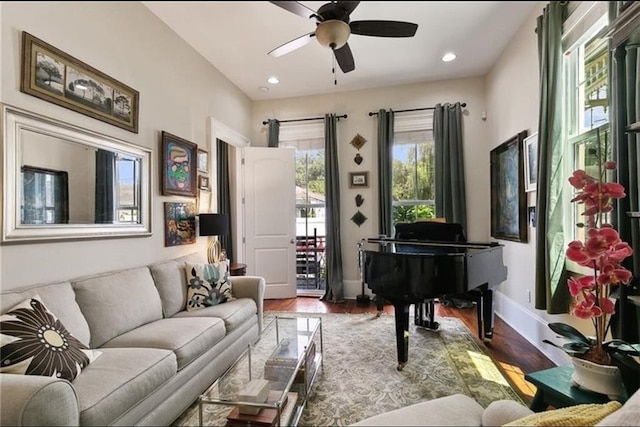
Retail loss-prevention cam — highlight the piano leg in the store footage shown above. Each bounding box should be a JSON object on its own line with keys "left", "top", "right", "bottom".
{"left": 393, "top": 303, "right": 410, "bottom": 371}
{"left": 414, "top": 300, "right": 439, "bottom": 330}
{"left": 375, "top": 295, "right": 384, "bottom": 317}
{"left": 475, "top": 286, "right": 494, "bottom": 341}
{"left": 482, "top": 288, "right": 494, "bottom": 340}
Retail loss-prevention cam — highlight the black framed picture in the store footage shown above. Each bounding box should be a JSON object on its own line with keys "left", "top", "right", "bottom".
{"left": 349, "top": 171, "right": 369, "bottom": 188}
{"left": 161, "top": 131, "right": 198, "bottom": 198}
{"left": 490, "top": 130, "right": 528, "bottom": 243}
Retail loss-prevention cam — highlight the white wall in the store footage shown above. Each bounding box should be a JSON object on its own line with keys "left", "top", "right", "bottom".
{"left": 0, "top": 2, "right": 253, "bottom": 289}
{"left": 486, "top": 1, "right": 580, "bottom": 366}
{"left": 252, "top": 77, "right": 489, "bottom": 297}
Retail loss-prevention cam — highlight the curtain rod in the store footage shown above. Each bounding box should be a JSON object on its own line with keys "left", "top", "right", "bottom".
{"left": 262, "top": 114, "right": 347, "bottom": 125}
{"left": 367, "top": 103, "right": 467, "bottom": 117}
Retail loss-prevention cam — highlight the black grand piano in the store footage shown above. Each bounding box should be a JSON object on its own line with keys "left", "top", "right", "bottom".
{"left": 358, "top": 221, "right": 507, "bottom": 370}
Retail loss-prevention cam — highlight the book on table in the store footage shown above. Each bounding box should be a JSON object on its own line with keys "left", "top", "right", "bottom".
{"left": 226, "top": 391, "right": 298, "bottom": 427}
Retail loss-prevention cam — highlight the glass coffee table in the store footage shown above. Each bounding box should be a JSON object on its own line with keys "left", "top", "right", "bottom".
{"left": 199, "top": 316, "right": 323, "bottom": 426}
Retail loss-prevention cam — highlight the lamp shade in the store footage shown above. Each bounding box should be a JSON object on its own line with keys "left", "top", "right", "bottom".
{"left": 199, "top": 213, "right": 229, "bottom": 237}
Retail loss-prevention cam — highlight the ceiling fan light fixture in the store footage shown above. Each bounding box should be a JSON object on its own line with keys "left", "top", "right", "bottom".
{"left": 315, "top": 20, "right": 350, "bottom": 50}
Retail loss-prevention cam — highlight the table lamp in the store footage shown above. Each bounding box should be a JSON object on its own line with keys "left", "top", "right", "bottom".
{"left": 199, "top": 213, "right": 229, "bottom": 264}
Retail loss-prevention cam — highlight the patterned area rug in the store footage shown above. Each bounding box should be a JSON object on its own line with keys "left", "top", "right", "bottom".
{"left": 175, "top": 311, "right": 524, "bottom": 426}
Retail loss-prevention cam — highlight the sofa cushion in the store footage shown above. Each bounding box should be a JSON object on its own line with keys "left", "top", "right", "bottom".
{"left": 148, "top": 252, "right": 206, "bottom": 317}
{"left": 505, "top": 401, "right": 622, "bottom": 426}
{"left": 349, "top": 394, "right": 485, "bottom": 426}
{"left": 173, "top": 298, "right": 257, "bottom": 333}
{"left": 0, "top": 281, "right": 91, "bottom": 346}
{"left": 99, "top": 317, "right": 226, "bottom": 370}
{"left": 72, "top": 347, "right": 176, "bottom": 426}
{"left": 0, "top": 296, "right": 101, "bottom": 382}
{"left": 596, "top": 388, "right": 640, "bottom": 426}
{"left": 185, "top": 261, "right": 234, "bottom": 311}
{"left": 72, "top": 266, "right": 163, "bottom": 348}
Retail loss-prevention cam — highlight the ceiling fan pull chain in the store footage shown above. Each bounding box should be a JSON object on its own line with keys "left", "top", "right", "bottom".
{"left": 332, "top": 51, "right": 337, "bottom": 86}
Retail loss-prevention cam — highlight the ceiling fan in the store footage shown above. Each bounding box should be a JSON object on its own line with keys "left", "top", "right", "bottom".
{"left": 268, "top": 1, "right": 418, "bottom": 74}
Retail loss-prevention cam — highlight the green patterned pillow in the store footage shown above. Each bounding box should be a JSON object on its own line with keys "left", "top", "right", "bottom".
{"left": 185, "top": 261, "right": 234, "bottom": 311}
{"left": 0, "top": 295, "right": 101, "bottom": 382}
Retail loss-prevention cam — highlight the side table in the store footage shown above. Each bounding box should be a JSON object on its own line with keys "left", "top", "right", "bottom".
{"left": 525, "top": 365, "right": 628, "bottom": 412}
{"left": 229, "top": 262, "right": 247, "bottom": 276}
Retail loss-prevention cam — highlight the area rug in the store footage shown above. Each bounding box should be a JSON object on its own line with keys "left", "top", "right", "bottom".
{"left": 174, "top": 311, "right": 524, "bottom": 426}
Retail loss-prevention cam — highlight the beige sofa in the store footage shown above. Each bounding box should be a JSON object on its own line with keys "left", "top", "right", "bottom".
{"left": 0, "top": 252, "right": 265, "bottom": 426}
{"left": 350, "top": 388, "right": 640, "bottom": 426}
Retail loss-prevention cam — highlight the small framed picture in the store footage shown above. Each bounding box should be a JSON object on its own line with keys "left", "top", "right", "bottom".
{"left": 198, "top": 175, "right": 210, "bottom": 190}
{"left": 523, "top": 132, "right": 538, "bottom": 193}
{"left": 349, "top": 171, "right": 369, "bottom": 188}
{"left": 197, "top": 149, "right": 208, "bottom": 174}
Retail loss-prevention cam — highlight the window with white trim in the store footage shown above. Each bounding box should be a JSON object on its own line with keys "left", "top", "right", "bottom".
{"left": 392, "top": 111, "right": 436, "bottom": 224}
{"left": 562, "top": 2, "right": 610, "bottom": 260}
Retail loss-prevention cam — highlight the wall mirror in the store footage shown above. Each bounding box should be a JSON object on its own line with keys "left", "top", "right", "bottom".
{"left": 2, "top": 104, "right": 152, "bottom": 242}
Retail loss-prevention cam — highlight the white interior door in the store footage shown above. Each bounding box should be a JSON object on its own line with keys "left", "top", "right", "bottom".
{"left": 243, "top": 147, "right": 296, "bottom": 299}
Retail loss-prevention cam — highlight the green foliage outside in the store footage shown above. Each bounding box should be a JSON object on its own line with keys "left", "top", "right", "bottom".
{"left": 296, "top": 151, "right": 325, "bottom": 198}
{"left": 392, "top": 141, "right": 436, "bottom": 224}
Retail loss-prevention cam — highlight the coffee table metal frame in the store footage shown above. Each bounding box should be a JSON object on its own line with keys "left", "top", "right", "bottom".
{"left": 198, "top": 316, "right": 323, "bottom": 427}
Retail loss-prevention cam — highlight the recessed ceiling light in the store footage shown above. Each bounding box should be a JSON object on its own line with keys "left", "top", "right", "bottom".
{"left": 267, "top": 76, "right": 280, "bottom": 85}
{"left": 442, "top": 52, "right": 457, "bottom": 62}
{"left": 259, "top": 86, "right": 269, "bottom": 92}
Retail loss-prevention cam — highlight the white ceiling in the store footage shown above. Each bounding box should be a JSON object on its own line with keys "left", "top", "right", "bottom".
{"left": 143, "top": 1, "right": 539, "bottom": 101}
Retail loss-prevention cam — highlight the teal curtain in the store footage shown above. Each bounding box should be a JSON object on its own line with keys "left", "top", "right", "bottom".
{"left": 611, "top": 43, "right": 640, "bottom": 341}
{"left": 95, "top": 149, "right": 115, "bottom": 224}
{"left": 216, "top": 139, "right": 234, "bottom": 262}
{"left": 434, "top": 102, "right": 467, "bottom": 230}
{"left": 321, "top": 114, "right": 344, "bottom": 303}
{"left": 268, "top": 119, "right": 280, "bottom": 147}
{"left": 377, "top": 109, "right": 394, "bottom": 236}
{"left": 534, "top": 1, "right": 569, "bottom": 313}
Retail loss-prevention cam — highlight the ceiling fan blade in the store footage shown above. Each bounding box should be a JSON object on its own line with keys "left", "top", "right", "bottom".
{"left": 269, "top": 1, "right": 317, "bottom": 20}
{"left": 334, "top": 43, "right": 355, "bottom": 73}
{"left": 350, "top": 20, "right": 418, "bottom": 37}
{"left": 336, "top": 1, "right": 360, "bottom": 15}
{"left": 268, "top": 32, "right": 315, "bottom": 58}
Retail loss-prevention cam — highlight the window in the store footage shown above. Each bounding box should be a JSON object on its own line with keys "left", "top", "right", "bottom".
{"left": 21, "top": 166, "right": 69, "bottom": 224}
{"left": 279, "top": 122, "right": 326, "bottom": 239}
{"left": 563, "top": 5, "right": 610, "bottom": 259}
{"left": 115, "top": 154, "right": 140, "bottom": 223}
{"left": 391, "top": 112, "right": 435, "bottom": 224}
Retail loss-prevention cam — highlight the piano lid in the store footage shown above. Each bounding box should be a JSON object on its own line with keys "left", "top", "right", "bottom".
{"left": 358, "top": 238, "right": 503, "bottom": 256}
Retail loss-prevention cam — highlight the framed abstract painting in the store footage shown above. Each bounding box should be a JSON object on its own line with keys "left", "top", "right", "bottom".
{"left": 164, "top": 201, "right": 196, "bottom": 247}
{"left": 161, "top": 131, "right": 198, "bottom": 198}
{"left": 490, "top": 130, "right": 528, "bottom": 243}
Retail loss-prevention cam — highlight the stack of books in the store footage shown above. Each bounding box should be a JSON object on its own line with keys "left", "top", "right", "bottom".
{"left": 226, "top": 391, "right": 298, "bottom": 427}
{"left": 264, "top": 339, "right": 316, "bottom": 385}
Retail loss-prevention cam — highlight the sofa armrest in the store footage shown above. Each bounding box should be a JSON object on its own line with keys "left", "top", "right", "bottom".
{"left": 231, "top": 275, "right": 266, "bottom": 331}
{"left": 481, "top": 399, "right": 534, "bottom": 426}
{"left": 0, "top": 374, "right": 79, "bottom": 426}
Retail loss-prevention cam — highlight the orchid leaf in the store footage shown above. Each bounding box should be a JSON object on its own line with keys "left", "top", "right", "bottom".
{"left": 548, "top": 322, "right": 591, "bottom": 346}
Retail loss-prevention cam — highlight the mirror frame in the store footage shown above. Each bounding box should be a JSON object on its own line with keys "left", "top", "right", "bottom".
{"left": 1, "top": 104, "right": 152, "bottom": 242}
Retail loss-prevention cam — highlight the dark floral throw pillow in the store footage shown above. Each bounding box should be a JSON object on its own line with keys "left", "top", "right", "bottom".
{"left": 185, "top": 261, "right": 234, "bottom": 311}
{"left": 0, "top": 296, "right": 101, "bottom": 382}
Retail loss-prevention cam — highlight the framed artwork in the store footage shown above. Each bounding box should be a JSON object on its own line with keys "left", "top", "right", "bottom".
{"left": 161, "top": 131, "right": 198, "bottom": 197}
{"left": 523, "top": 132, "right": 538, "bottom": 192}
{"left": 197, "top": 189, "right": 211, "bottom": 214}
{"left": 198, "top": 175, "right": 210, "bottom": 190}
{"left": 164, "top": 202, "right": 196, "bottom": 247}
{"left": 197, "top": 149, "right": 208, "bottom": 174}
{"left": 20, "top": 31, "right": 139, "bottom": 133}
{"left": 349, "top": 171, "right": 369, "bottom": 188}
{"left": 350, "top": 134, "right": 367, "bottom": 150}
{"left": 490, "top": 130, "right": 528, "bottom": 243}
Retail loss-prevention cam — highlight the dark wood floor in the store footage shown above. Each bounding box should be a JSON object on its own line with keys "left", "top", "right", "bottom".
{"left": 264, "top": 296, "right": 557, "bottom": 405}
